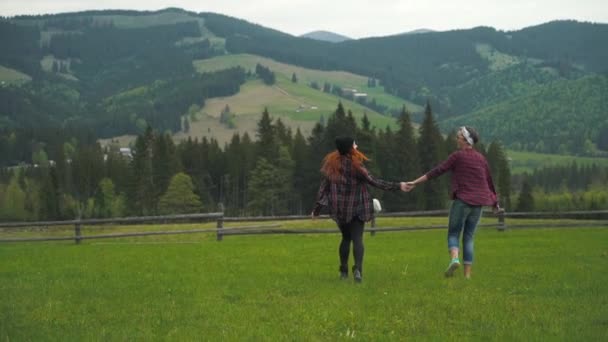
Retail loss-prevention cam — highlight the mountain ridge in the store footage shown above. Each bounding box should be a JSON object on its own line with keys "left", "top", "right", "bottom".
{"left": 1, "top": 8, "right": 607, "bottom": 161}
{"left": 300, "top": 30, "right": 352, "bottom": 42}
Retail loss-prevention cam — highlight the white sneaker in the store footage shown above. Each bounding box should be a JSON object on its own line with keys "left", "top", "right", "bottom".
{"left": 444, "top": 259, "right": 460, "bottom": 277}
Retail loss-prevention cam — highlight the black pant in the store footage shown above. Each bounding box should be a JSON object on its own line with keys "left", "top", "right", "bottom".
{"left": 338, "top": 218, "right": 365, "bottom": 274}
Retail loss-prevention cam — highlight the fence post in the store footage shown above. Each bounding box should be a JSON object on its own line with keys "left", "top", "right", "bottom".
{"left": 370, "top": 217, "right": 376, "bottom": 236}
{"left": 216, "top": 203, "right": 224, "bottom": 241}
{"left": 497, "top": 210, "right": 506, "bottom": 232}
{"left": 74, "top": 220, "right": 82, "bottom": 244}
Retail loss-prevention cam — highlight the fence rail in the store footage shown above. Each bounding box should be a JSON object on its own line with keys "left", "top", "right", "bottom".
{"left": 1, "top": 209, "right": 607, "bottom": 243}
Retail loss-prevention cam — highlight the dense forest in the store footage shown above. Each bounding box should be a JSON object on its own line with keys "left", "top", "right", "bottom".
{"left": 1, "top": 9, "right": 608, "bottom": 221}
{"left": 1, "top": 103, "right": 606, "bottom": 222}
{"left": 441, "top": 75, "right": 608, "bottom": 155}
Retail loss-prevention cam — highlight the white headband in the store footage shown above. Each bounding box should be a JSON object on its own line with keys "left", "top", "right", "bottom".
{"left": 460, "top": 127, "right": 474, "bottom": 145}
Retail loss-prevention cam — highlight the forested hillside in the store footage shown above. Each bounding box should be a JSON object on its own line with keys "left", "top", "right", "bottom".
{"left": 441, "top": 75, "right": 608, "bottom": 155}
{"left": 1, "top": 9, "right": 608, "bottom": 160}
{"left": 200, "top": 13, "right": 608, "bottom": 154}
{"left": 1, "top": 8, "right": 608, "bottom": 221}
{"left": 203, "top": 13, "right": 608, "bottom": 111}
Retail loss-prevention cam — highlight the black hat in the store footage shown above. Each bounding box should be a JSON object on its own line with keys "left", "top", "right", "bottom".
{"left": 335, "top": 136, "right": 354, "bottom": 155}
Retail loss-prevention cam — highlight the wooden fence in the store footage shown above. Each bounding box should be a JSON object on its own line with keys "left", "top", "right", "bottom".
{"left": 1, "top": 209, "right": 607, "bottom": 243}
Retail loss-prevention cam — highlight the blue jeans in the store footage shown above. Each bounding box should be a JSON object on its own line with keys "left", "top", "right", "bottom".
{"left": 448, "top": 199, "right": 482, "bottom": 265}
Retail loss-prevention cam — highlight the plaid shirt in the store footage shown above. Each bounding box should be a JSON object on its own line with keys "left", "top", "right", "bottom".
{"left": 313, "top": 156, "right": 400, "bottom": 224}
{"left": 426, "top": 149, "right": 498, "bottom": 207}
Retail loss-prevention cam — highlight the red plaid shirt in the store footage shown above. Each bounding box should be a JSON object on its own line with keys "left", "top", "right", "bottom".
{"left": 313, "top": 156, "right": 400, "bottom": 223}
{"left": 426, "top": 149, "right": 498, "bottom": 207}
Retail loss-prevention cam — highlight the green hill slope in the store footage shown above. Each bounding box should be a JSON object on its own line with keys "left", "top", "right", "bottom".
{"left": 443, "top": 59, "right": 567, "bottom": 117}
{"left": 441, "top": 75, "right": 608, "bottom": 155}
{"left": 193, "top": 53, "right": 422, "bottom": 113}
{"left": 176, "top": 74, "right": 400, "bottom": 147}
{"left": 0, "top": 65, "right": 31, "bottom": 85}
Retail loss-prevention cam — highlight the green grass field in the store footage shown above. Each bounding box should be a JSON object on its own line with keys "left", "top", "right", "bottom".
{"left": 193, "top": 53, "right": 421, "bottom": 112}
{"left": 181, "top": 74, "right": 401, "bottom": 146}
{"left": 1, "top": 217, "right": 606, "bottom": 340}
{"left": 506, "top": 150, "right": 608, "bottom": 174}
{"left": 475, "top": 43, "right": 520, "bottom": 71}
{"left": 0, "top": 65, "right": 31, "bottom": 85}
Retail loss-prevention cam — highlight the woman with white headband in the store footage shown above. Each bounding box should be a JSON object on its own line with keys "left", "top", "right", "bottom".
{"left": 404, "top": 126, "right": 501, "bottom": 279}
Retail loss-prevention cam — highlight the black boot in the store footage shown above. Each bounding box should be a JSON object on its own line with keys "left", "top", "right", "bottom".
{"left": 352, "top": 265, "right": 362, "bottom": 283}
{"left": 339, "top": 265, "right": 348, "bottom": 279}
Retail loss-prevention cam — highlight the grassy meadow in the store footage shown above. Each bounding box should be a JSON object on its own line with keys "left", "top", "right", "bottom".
{"left": 506, "top": 150, "right": 608, "bottom": 174}
{"left": 0, "top": 65, "right": 32, "bottom": 85}
{"left": 1, "top": 217, "right": 607, "bottom": 340}
{"left": 178, "top": 74, "right": 401, "bottom": 146}
{"left": 193, "top": 54, "right": 422, "bottom": 111}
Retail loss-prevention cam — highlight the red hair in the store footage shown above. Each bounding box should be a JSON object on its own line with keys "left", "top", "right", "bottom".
{"left": 321, "top": 149, "right": 369, "bottom": 182}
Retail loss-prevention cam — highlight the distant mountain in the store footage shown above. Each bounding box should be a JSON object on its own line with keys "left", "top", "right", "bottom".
{"left": 400, "top": 28, "right": 435, "bottom": 35}
{"left": 300, "top": 30, "right": 351, "bottom": 42}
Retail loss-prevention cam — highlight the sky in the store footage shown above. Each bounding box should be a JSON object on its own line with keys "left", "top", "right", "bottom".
{"left": 1, "top": 0, "right": 607, "bottom": 39}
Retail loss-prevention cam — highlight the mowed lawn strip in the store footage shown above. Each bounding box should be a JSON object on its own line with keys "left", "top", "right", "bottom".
{"left": 1, "top": 225, "right": 607, "bottom": 340}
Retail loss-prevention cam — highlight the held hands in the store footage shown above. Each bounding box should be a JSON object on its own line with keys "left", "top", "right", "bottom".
{"left": 400, "top": 181, "right": 416, "bottom": 192}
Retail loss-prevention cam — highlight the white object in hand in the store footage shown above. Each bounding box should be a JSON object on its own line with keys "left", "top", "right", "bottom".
{"left": 373, "top": 198, "right": 382, "bottom": 213}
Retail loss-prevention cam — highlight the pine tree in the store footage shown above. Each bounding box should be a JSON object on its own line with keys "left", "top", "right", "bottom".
{"left": 1, "top": 172, "right": 28, "bottom": 221}
{"left": 516, "top": 178, "right": 534, "bottom": 212}
{"left": 291, "top": 128, "right": 310, "bottom": 214}
{"left": 275, "top": 118, "right": 293, "bottom": 147}
{"left": 486, "top": 142, "right": 501, "bottom": 178}
{"left": 158, "top": 173, "right": 203, "bottom": 214}
{"left": 97, "top": 178, "right": 116, "bottom": 218}
{"left": 128, "top": 126, "right": 155, "bottom": 215}
{"left": 239, "top": 133, "right": 256, "bottom": 214}
{"left": 301, "top": 122, "right": 327, "bottom": 214}
{"left": 487, "top": 141, "right": 512, "bottom": 210}
{"left": 385, "top": 106, "right": 420, "bottom": 210}
{"left": 71, "top": 143, "right": 105, "bottom": 217}
{"left": 597, "top": 124, "right": 608, "bottom": 151}
{"left": 444, "top": 129, "right": 458, "bottom": 155}
{"left": 275, "top": 146, "right": 295, "bottom": 214}
{"left": 356, "top": 113, "right": 376, "bottom": 162}
{"left": 256, "top": 108, "right": 278, "bottom": 163}
{"left": 324, "top": 102, "right": 356, "bottom": 152}
{"left": 152, "top": 133, "right": 181, "bottom": 206}
{"left": 291, "top": 72, "right": 297, "bottom": 83}
{"left": 247, "top": 158, "right": 281, "bottom": 216}
{"left": 104, "top": 145, "right": 130, "bottom": 194}
{"left": 38, "top": 166, "right": 61, "bottom": 220}
{"left": 206, "top": 138, "right": 226, "bottom": 204}
{"left": 417, "top": 101, "right": 446, "bottom": 209}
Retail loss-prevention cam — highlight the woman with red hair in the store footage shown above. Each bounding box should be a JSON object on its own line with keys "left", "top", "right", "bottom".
{"left": 312, "top": 136, "right": 406, "bottom": 283}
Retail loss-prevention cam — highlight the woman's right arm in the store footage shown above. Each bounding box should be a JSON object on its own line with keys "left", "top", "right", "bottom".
{"left": 360, "top": 167, "right": 401, "bottom": 191}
